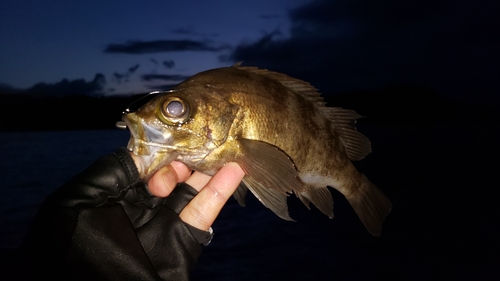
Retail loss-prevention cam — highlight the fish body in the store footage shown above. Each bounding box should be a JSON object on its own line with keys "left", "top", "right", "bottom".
{"left": 123, "top": 65, "right": 391, "bottom": 236}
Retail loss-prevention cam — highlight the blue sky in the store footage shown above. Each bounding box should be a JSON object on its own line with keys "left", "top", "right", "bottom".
{"left": 1, "top": 0, "right": 498, "bottom": 105}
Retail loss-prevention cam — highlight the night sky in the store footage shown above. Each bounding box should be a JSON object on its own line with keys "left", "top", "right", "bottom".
{"left": 1, "top": 0, "right": 498, "bottom": 105}
{"left": 0, "top": 0, "right": 307, "bottom": 94}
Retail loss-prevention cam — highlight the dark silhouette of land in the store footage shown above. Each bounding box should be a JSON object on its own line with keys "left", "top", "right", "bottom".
{"left": 0, "top": 92, "right": 140, "bottom": 131}
{"left": 1, "top": 83, "right": 497, "bottom": 131}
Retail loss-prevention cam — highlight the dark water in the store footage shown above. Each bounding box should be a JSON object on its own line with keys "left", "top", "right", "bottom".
{"left": 1, "top": 124, "right": 499, "bottom": 280}
{"left": 0, "top": 129, "right": 131, "bottom": 249}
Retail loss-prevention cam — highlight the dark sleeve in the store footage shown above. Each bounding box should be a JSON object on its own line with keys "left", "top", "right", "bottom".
{"left": 20, "top": 148, "right": 204, "bottom": 281}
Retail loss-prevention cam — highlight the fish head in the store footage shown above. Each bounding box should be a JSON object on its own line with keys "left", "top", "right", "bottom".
{"left": 122, "top": 86, "right": 239, "bottom": 178}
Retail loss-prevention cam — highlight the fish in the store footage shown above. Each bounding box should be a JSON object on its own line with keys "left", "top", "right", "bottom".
{"left": 119, "top": 64, "right": 392, "bottom": 236}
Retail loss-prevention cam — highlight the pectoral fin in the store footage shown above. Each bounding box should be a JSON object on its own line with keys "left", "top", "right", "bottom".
{"left": 243, "top": 176, "right": 294, "bottom": 221}
{"left": 235, "top": 138, "right": 305, "bottom": 221}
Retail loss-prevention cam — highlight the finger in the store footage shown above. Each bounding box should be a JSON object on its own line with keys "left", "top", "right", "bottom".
{"left": 147, "top": 165, "right": 177, "bottom": 197}
{"left": 185, "top": 171, "right": 212, "bottom": 192}
{"left": 180, "top": 162, "right": 245, "bottom": 231}
{"left": 148, "top": 161, "right": 191, "bottom": 197}
{"left": 170, "top": 161, "right": 192, "bottom": 182}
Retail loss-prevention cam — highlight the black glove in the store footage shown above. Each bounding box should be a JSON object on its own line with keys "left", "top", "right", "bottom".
{"left": 20, "top": 148, "right": 208, "bottom": 281}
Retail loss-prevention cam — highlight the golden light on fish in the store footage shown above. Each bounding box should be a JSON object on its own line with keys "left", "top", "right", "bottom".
{"left": 120, "top": 65, "right": 392, "bottom": 236}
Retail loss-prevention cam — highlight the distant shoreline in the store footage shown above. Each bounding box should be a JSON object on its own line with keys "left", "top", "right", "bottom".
{"left": 1, "top": 84, "right": 498, "bottom": 131}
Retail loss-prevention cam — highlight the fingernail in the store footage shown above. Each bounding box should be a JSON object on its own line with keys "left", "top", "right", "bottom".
{"left": 160, "top": 166, "right": 177, "bottom": 195}
{"left": 160, "top": 166, "right": 171, "bottom": 183}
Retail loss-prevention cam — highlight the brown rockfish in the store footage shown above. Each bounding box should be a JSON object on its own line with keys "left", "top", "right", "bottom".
{"left": 119, "top": 65, "right": 392, "bottom": 236}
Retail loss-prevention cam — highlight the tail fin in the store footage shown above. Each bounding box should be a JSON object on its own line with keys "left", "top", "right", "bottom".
{"left": 345, "top": 174, "right": 392, "bottom": 236}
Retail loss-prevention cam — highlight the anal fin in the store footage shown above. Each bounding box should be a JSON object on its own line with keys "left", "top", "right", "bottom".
{"left": 296, "top": 187, "right": 334, "bottom": 219}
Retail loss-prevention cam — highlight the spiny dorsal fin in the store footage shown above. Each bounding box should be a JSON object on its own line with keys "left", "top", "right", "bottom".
{"left": 235, "top": 66, "right": 326, "bottom": 108}
{"left": 235, "top": 65, "right": 371, "bottom": 161}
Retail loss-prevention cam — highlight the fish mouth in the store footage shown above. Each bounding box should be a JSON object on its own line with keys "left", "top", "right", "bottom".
{"left": 122, "top": 113, "right": 180, "bottom": 156}
{"left": 116, "top": 119, "right": 145, "bottom": 154}
{"left": 120, "top": 113, "right": 179, "bottom": 177}
{"left": 120, "top": 113, "right": 210, "bottom": 177}
{"left": 122, "top": 114, "right": 150, "bottom": 156}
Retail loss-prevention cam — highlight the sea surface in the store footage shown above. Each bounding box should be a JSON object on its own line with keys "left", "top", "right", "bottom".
{"left": 1, "top": 124, "right": 499, "bottom": 280}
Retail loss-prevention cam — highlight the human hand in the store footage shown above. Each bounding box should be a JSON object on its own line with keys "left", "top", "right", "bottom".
{"left": 130, "top": 154, "right": 245, "bottom": 231}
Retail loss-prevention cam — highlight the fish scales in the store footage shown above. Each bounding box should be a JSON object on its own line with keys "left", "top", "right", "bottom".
{"left": 122, "top": 65, "right": 392, "bottom": 236}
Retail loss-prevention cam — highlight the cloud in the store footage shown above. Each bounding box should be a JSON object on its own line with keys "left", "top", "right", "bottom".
{"left": 113, "top": 64, "right": 141, "bottom": 83}
{"left": 141, "top": 74, "right": 190, "bottom": 82}
{"left": 147, "top": 84, "right": 181, "bottom": 91}
{"left": 28, "top": 73, "right": 106, "bottom": 96}
{"left": 225, "top": 0, "right": 500, "bottom": 104}
{"left": 113, "top": 72, "right": 124, "bottom": 81}
{"left": 141, "top": 73, "right": 191, "bottom": 91}
{"left": 163, "top": 60, "right": 175, "bottom": 68}
{"left": 104, "top": 39, "right": 230, "bottom": 54}
{"left": 128, "top": 64, "right": 140, "bottom": 73}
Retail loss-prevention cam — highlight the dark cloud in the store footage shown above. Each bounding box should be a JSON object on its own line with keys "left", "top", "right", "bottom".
{"left": 149, "top": 58, "right": 175, "bottom": 69}
{"left": 141, "top": 73, "right": 191, "bottom": 91}
{"left": 113, "top": 72, "right": 124, "bottom": 82}
{"left": 128, "top": 64, "right": 140, "bottom": 73}
{"left": 27, "top": 73, "right": 106, "bottom": 96}
{"left": 104, "top": 39, "right": 230, "bottom": 54}
{"left": 141, "top": 74, "right": 190, "bottom": 82}
{"left": 163, "top": 60, "right": 175, "bottom": 68}
{"left": 113, "top": 64, "right": 141, "bottom": 83}
{"left": 147, "top": 84, "right": 181, "bottom": 91}
{"left": 289, "top": 0, "right": 447, "bottom": 31}
{"left": 227, "top": 0, "right": 500, "bottom": 105}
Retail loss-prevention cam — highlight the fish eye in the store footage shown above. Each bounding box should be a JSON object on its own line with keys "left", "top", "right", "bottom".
{"left": 158, "top": 96, "right": 190, "bottom": 125}
{"left": 165, "top": 100, "right": 184, "bottom": 117}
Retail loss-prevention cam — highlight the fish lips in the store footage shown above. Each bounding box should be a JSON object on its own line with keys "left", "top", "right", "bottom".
{"left": 122, "top": 113, "right": 172, "bottom": 156}
{"left": 123, "top": 114, "right": 146, "bottom": 155}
